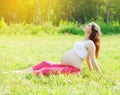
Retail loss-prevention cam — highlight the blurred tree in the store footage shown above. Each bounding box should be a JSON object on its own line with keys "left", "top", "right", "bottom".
{"left": 0, "top": 0, "right": 119, "bottom": 24}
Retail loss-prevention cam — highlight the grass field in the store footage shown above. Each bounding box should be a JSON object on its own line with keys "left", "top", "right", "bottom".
{"left": 0, "top": 34, "right": 120, "bottom": 95}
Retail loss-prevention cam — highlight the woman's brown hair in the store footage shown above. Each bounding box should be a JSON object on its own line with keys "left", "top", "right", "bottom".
{"left": 89, "top": 23, "right": 101, "bottom": 58}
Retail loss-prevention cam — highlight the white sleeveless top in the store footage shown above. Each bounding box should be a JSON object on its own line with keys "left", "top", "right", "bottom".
{"left": 72, "top": 41, "right": 88, "bottom": 59}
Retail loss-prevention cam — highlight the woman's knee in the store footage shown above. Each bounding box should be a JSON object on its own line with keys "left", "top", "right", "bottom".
{"left": 40, "top": 61, "right": 51, "bottom": 66}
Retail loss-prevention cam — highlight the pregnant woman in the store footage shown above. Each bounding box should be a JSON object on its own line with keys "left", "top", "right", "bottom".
{"left": 14, "top": 22, "right": 102, "bottom": 76}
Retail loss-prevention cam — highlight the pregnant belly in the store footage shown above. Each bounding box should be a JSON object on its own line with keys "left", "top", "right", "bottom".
{"left": 61, "top": 50, "right": 83, "bottom": 69}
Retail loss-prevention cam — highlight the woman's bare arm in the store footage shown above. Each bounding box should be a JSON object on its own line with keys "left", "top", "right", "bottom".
{"left": 87, "top": 41, "right": 102, "bottom": 74}
{"left": 86, "top": 56, "right": 93, "bottom": 71}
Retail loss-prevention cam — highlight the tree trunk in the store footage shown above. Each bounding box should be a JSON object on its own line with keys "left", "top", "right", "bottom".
{"left": 105, "top": 0, "right": 110, "bottom": 23}
{"left": 96, "top": 1, "right": 98, "bottom": 20}
{"left": 35, "top": 0, "right": 42, "bottom": 24}
{"left": 47, "top": 0, "right": 51, "bottom": 25}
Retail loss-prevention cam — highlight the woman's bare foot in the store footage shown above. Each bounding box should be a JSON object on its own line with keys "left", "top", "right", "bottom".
{"left": 6, "top": 68, "right": 33, "bottom": 74}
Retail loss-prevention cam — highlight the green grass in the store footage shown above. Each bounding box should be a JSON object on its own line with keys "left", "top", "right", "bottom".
{"left": 0, "top": 34, "right": 120, "bottom": 95}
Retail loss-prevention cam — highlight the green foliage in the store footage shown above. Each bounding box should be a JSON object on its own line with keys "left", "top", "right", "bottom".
{"left": 58, "top": 25, "right": 83, "bottom": 35}
{"left": 0, "top": 35, "right": 120, "bottom": 95}
{"left": 0, "top": 20, "right": 57, "bottom": 35}
{"left": 0, "top": 19, "right": 120, "bottom": 35}
{"left": 57, "top": 20, "right": 83, "bottom": 35}
{"left": 0, "top": 17, "right": 7, "bottom": 28}
{"left": 98, "top": 21, "right": 120, "bottom": 34}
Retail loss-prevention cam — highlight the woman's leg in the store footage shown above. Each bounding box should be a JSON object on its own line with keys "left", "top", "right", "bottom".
{"left": 13, "top": 67, "right": 33, "bottom": 74}
{"left": 32, "top": 61, "right": 58, "bottom": 70}
{"left": 33, "top": 66, "right": 80, "bottom": 76}
{"left": 13, "top": 61, "right": 80, "bottom": 75}
{"left": 13, "top": 61, "right": 58, "bottom": 74}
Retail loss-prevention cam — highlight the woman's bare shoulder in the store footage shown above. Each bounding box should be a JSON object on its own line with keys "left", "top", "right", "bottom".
{"left": 85, "top": 40, "right": 95, "bottom": 49}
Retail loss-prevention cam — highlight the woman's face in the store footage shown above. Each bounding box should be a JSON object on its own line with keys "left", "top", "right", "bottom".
{"left": 82, "top": 22, "right": 93, "bottom": 34}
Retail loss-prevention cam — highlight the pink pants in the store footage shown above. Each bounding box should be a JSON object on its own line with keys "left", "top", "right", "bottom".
{"left": 32, "top": 61, "right": 80, "bottom": 76}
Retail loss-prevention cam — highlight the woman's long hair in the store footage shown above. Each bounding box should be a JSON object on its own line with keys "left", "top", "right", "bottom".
{"left": 89, "top": 23, "right": 101, "bottom": 58}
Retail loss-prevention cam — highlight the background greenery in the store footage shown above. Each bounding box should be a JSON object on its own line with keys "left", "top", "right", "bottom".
{"left": 0, "top": 19, "right": 120, "bottom": 35}
{"left": 0, "top": 0, "right": 120, "bottom": 35}
{"left": 0, "top": 0, "right": 120, "bottom": 25}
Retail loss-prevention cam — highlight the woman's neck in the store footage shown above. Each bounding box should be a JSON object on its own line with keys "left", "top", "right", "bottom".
{"left": 83, "top": 34, "right": 89, "bottom": 40}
